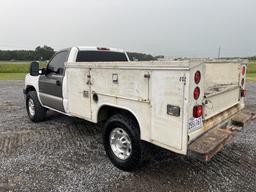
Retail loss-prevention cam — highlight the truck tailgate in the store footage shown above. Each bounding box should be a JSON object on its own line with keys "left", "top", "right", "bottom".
{"left": 203, "top": 61, "right": 245, "bottom": 120}
{"left": 203, "top": 84, "right": 240, "bottom": 119}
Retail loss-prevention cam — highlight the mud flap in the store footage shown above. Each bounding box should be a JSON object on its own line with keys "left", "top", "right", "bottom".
{"left": 188, "top": 111, "right": 255, "bottom": 161}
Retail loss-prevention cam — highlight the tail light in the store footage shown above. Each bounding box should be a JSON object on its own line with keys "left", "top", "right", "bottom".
{"left": 194, "top": 71, "right": 201, "bottom": 84}
{"left": 193, "top": 87, "right": 200, "bottom": 100}
{"left": 242, "top": 66, "right": 246, "bottom": 75}
{"left": 193, "top": 71, "right": 202, "bottom": 117}
{"left": 97, "top": 47, "right": 110, "bottom": 51}
{"left": 193, "top": 105, "right": 203, "bottom": 118}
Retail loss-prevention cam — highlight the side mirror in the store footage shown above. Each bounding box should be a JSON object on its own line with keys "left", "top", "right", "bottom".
{"left": 30, "top": 61, "right": 39, "bottom": 76}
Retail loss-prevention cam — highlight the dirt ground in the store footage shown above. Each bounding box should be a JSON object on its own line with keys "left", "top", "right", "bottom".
{"left": 0, "top": 80, "right": 255, "bottom": 192}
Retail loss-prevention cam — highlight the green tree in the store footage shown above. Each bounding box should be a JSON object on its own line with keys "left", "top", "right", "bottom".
{"left": 35, "top": 45, "right": 55, "bottom": 60}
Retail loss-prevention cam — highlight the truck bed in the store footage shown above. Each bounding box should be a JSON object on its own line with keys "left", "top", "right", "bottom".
{"left": 202, "top": 60, "right": 245, "bottom": 120}
{"left": 204, "top": 83, "right": 238, "bottom": 98}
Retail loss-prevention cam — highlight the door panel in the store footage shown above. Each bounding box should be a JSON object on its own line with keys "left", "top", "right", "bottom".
{"left": 39, "top": 74, "right": 64, "bottom": 112}
{"left": 38, "top": 50, "right": 69, "bottom": 112}
{"left": 151, "top": 70, "right": 185, "bottom": 150}
{"left": 66, "top": 68, "right": 91, "bottom": 120}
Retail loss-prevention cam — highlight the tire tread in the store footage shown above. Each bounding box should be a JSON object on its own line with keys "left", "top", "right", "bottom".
{"left": 26, "top": 91, "right": 47, "bottom": 122}
{"left": 103, "top": 114, "right": 142, "bottom": 172}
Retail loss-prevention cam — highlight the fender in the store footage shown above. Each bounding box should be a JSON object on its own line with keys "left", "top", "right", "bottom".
{"left": 95, "top": 103, "right": 143, "bottom": 138}
{"left": 24, "top": 74, "right": 43, "bottom": 105}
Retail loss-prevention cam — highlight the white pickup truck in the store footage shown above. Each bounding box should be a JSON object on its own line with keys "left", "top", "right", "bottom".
{"left": 24, "top": 46, "right": 252, "bottom": 171}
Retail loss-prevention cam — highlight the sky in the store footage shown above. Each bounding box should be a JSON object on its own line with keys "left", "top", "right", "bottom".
{"left": 0, "top": 0, "right": 256, "bottom": 58}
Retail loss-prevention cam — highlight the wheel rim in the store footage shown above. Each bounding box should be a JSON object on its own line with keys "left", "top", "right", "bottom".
{"left": 28, "top": 98, "right": 35, "bottom": 117}
{"left": 110, "top": 127, "right": 132, "bottom": 160}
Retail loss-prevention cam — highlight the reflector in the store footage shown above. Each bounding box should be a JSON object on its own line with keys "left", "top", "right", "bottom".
{"left": 194, "top": 87, "right": 200, "bottom": 100}
{"left": 194, "top": 71, "right": 201, "bottom": 84}
{"left": 242, "top": 66, "right": 246, "bottom": 76}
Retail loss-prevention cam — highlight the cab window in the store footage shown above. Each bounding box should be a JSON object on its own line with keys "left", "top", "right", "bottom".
{"left": 47, "top": 51, "right": 69, "bottom": 75}
{"left": 76, "top": 51, "right": 128, "bottom": 62}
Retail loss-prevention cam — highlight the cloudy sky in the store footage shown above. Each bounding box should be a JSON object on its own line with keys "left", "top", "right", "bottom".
{"left": 0, "top": 0, "right": 256, "bottom": 57}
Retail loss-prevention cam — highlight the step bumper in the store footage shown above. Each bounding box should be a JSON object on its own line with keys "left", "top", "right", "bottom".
{"left": 188, "top": 111, "right": 255, "bottom": 161}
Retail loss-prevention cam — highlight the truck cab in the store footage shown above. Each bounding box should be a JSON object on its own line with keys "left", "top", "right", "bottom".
{"left": 24, "top": 46, "right": 129, "bottom": 114}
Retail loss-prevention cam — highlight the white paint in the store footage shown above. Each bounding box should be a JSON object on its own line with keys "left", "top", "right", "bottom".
{"left": 24, "top": 74, "right": 43, "bottom": 105}
{"left": 24, "top": 48, "right": 247, "bottom": 156}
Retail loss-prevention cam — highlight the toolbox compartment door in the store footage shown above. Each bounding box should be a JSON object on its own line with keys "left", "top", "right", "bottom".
{"left": 151, "top": 70, "right": 185, "bottom": 150}
{"left": 66, "top": 68, "right": 92, "bottom": 120}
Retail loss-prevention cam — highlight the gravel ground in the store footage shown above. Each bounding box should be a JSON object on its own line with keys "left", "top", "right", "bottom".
{"left": 0, "top": 80, "right": 255, "bottom": 192}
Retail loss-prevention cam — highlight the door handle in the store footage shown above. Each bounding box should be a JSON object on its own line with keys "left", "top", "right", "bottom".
{"left": 56, "top": 80, "right": 61, "bottom": 86}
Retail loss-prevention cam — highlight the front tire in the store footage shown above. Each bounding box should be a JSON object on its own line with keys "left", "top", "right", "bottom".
{"left": 103, "top": 114, "right": 142, "bottom": 171}
{"left": 26, "top": 91, "right": 47, "bottom": 122}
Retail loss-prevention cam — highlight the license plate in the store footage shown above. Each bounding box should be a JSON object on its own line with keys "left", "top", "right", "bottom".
{"left": 188, "top": 117, "right": 203, "bottom": 131}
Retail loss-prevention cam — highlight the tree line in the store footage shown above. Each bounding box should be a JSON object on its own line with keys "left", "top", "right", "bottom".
{"left": 0, "top": 45, "right": 160, "bottom": 61}
{"left": 0, "top": 45, "right": 55, "bottom": 61}
{"left": 0, "top": 50, "right": 37, "bottom": 61}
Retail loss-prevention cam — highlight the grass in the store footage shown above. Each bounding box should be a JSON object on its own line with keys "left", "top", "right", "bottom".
{"left": 0, "top": 61, "right": 47, "bottom": 80}
{"left": 248, "top": 60, "right": 256, "bottom": 73}
{"left": 247, "top": 60, "right": 256, "bottom": 81}
{"left": 0, "top": 63, "right": 30, "bottom": 73}
{"left": 0, "top": 73, "right": 27, "bottom": 80}
{"left": 247, "top": 73, "right": 256, "bottom": 81}
{"left": 0, "top": 61, "right": 47, "bottom": 73}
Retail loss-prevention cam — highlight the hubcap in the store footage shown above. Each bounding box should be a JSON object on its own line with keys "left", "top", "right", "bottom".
{"left": 28, "top": 99, "right": 35, "bottom": 116}
{"left": 110, "top": 128, "right": 132, "bottom": 160}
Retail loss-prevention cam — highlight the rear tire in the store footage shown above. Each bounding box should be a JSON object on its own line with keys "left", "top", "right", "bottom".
{"left": 103, "top": 114, "right": 142, "bottom": 172}
{"left": 26, "top": 91, "right": 47, "bottom": 122}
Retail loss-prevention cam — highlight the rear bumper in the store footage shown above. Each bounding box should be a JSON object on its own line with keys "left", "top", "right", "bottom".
{"left": 188, "top": 110, "right": 255, "bottom": 161}
{"left": 188, "top": 105, "right": 241, "bottom": 143}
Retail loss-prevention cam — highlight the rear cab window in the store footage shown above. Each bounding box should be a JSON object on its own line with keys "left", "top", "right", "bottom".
{"left": 76, "top": 51, "right": 129, "bottom": 62}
